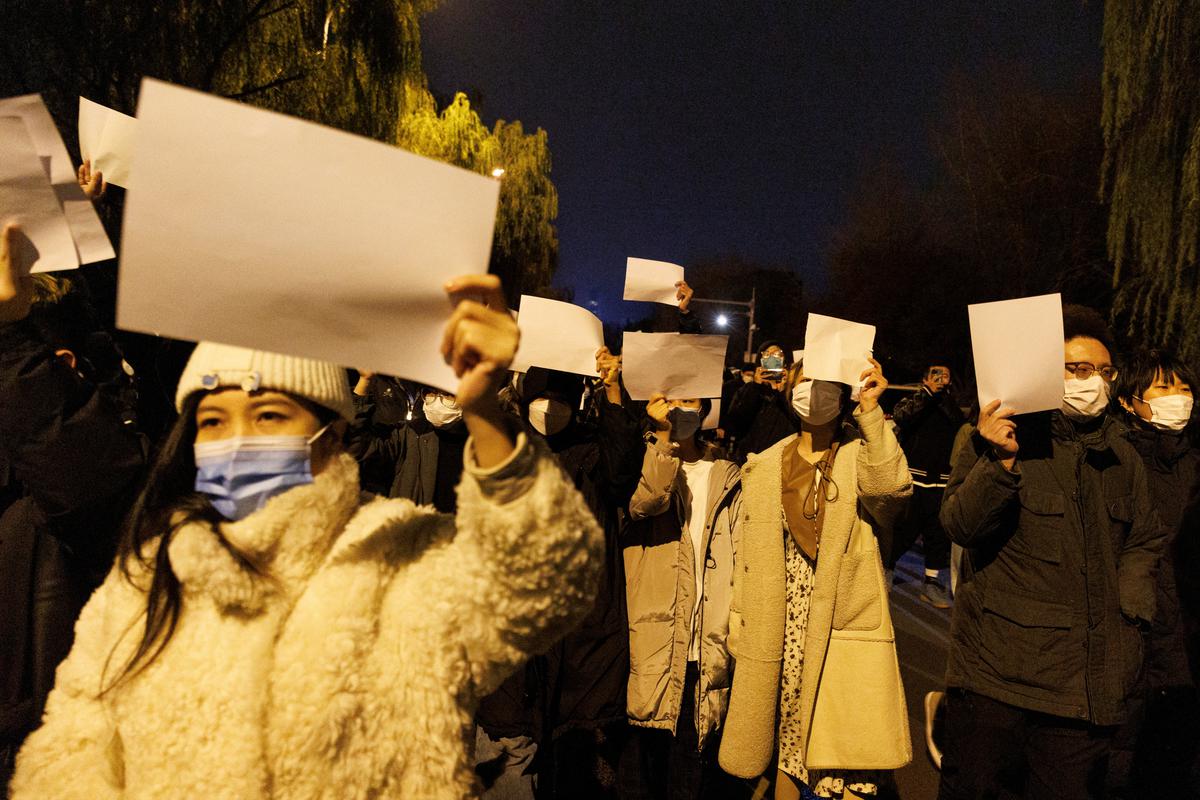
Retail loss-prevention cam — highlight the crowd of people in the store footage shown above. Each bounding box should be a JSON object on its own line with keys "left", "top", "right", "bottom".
{"left": 1, "top": 161, "right": 1198, "bottom": 800}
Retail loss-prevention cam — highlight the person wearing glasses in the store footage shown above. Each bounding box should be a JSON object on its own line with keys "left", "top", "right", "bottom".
{"left": 888, "top": 361, "right": 964, "bottom": 608}
{"left": 936, "top": 305, "right": 1166, "bottom": 800}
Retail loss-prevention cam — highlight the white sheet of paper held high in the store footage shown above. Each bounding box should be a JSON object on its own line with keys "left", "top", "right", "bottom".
{"left": 0, "top": 117, "right": 79, "bottom": 273}
{"left": 78, "top": 97, "right": 137, "bottom": 188}
{"left": 117, "top": 79, "right": 500, "bottom": 393}
{"left": 623, "top": 257, "right": 685, "bottom": 305}
{"left": 802, "top": 313, "right": 876, "bottom": 385}
{"left": 969, "top": 293, "right": 1064, "bottom": 414}
{"left": 621, "top": 332, "right": 728, "bottom": 401}
{"left": 511, "top": 295, "right": 604, "bottom": 376}
{"left": 0, "top": 94, "right": 114, "bottom": 268}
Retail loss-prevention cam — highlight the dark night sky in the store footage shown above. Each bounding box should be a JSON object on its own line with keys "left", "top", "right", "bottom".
{"left": 421, "top": 1, "right": 1103, "bottom": 324}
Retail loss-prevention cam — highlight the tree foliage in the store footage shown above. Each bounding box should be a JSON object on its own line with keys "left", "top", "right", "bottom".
{"left": 1101, "top": 0, "right": 1200, "bottom": 360}
{"left": 399, "top": 91, "right": 559, "bottom": 304}
{"left": 826, "top": 68, "right": 1109, "bottom": 381}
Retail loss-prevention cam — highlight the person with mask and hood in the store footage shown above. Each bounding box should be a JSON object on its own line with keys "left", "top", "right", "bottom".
{"left": 10, "top": 274, "right": 604, "bottom": 800}
{"left": 618, "top": 390, "right": 743, "bottom": 799}
{"left": 936, "top": 305, "right": 1166, "bottom": 800}
{"left": 718, "top": 354, "right": 913, "bottom": 799}
{"left": 474, "top": 352, "right": 645, "bottom": 799}
{"left": 350, "top": 373, "right": 468, "bottom": 514}
{"left": 1108, "top": 348, "right": 1199, "bottom": 797}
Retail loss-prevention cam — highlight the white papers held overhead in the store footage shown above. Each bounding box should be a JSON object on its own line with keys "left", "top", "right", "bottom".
{"left": 622, "top": 332, "right": 728, "bottom": 401}
{"left": 511, "top": 295, "right": 604, "bottom": 376}
{"left": 78, "top": 97, "right": 137, "bottom": 188}
{"left": 0, "top": 94, "right": 115, "bottom": 271}
{"left": 623, "top": 257, "right": 685, "bottom": 305}
{"left": 802, "top": 313, "right": 876, "bottom": 385}
{"left": 0, "top": 117, "right": 78, "bottom": 273}
{"left": 117, "top": 79, "right": 500, "bottom": 393}
{"left": 968, "top": 293, "right": 1064, "bottom": 414}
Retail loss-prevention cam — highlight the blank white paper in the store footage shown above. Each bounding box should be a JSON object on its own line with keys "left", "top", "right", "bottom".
{"left": 623, "top": 257, "right": 685, "bottom": 305}
{"left": 511, "top": 295, "right": 604, "bottom": 376}
{"left": 0, "top": 117, "right": 78, "bottom": 273}
{"left": 621, "top": 332, "right": 728, "bottom": 401}
{"left": 0, "top": 94, "right": 114, "bottom": 267}
{"left": 968, "top": 293, "right": 1064, "bottom": 414}
{"left": 802, "top": 313, "right": 876, "bottom": 385}
{"left": 78, "top": 96, "right": 137, "bottom": 188}
{"left": 117, "top": 79, "right": 500, "bottom": 393}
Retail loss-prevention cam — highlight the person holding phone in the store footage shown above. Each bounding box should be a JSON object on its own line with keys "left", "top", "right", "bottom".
{"left": 725, "top": 341, "right": 800, "bottom": 463}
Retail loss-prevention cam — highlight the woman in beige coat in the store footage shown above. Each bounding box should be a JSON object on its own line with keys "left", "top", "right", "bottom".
{"left": 718, "top": 356, "right": 912, "bottom": 799}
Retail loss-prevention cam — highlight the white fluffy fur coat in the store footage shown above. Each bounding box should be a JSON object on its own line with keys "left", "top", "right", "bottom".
{"left": 10, "top": 435, "right": 602, "bottom": 799}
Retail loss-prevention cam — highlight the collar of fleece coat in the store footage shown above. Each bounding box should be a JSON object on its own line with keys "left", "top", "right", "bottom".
{"left": 168, "top": 453, "right": 364, "bottom": 615}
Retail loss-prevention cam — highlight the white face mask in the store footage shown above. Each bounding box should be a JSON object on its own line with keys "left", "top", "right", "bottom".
{"left": 791, "top": 379, "right": 843, "bottom": 426}
{"left": 423, "top": 395, "right": 463, "bottom": 428}
{"left": 1061, "top": 376, "right": 1110, "bottom": 421}
{"left": 528, "top": 397, "right": 573, "bottom": 436}
{"left": 1139, "top": 394, "right": 1194, "bottom": 432}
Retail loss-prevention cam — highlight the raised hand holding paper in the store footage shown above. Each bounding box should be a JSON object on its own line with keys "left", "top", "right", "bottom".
{"left": 623, "top": 257, "right": 685, "bottom": 305}
{"left": 117, "top": 78, "right": 499, "bottom": 392}
{"left": 621, "top": 332, "right": 728, "bottom": 401}
{"left": 78, "top": 97, "right": 137, "bottom": 188}
{"left": 0, "top": 94, "right": 115, "bottom": 271}
{"left": 511, "top": 295, "right": 604, "bottom": 376}
{"left": 968, "top": 293, "right": 1064, "bottom": 414}
{"left": 802, "top": 313, "right": 876, "bottom": 385}
{"left": 0, "top": 117, "right": 77, "bottom": 273}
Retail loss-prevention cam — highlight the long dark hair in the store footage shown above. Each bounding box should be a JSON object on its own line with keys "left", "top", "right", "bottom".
{"left": 102, "top": 391, "right": 341, "bottom": 693}
{"left": 102, "top": 392, "right": 221, "bottom": 693}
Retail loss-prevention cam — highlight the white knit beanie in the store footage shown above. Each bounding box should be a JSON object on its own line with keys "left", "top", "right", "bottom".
{"left": 175, "top": 342, "right": 355, "bottom": 421}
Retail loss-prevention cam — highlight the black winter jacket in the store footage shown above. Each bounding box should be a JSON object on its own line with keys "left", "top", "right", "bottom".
{"left": 476, "top": 394, "right": 644, "bottom": 746}
{"left": 941, "top": 412, "right": 1165, "bottom": 726}
{"left": 1122, "top": 416, "right": 1199, "bottom": 689}
{"left": 0, "top": 320, "right": 145, "bottom": 784}
{"left": 891, "top": 386, "right": 964, "bottom": 485}
{"left": 724, "top": 382, "right": 798, "bottom": 464}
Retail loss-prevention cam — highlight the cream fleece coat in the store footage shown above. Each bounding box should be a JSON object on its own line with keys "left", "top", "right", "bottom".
{"left": 10, "top": 435, "right": 602, "bottom": 800}
{"left": 718, "top": 405, "right": 913, "bottom": 778}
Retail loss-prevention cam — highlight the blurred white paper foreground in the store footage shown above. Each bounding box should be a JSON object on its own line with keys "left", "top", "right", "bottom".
{"left": 802, "top": 313, "right": 876, "bottom": 385}
{"left": 969, "top": 293, "right": 1064, "bottom": 414}
{"left": 0, "top": 117, "right": 78, "bottom": 273}
{"left": 511, "top": 295, "right": 604, "bottom": 376}
{"left": 117, "top": 79, "right": 499, "bottom": 393}
{"left": 623, "top": 257, "right": 684, "bottom": 304}
{"left": 0, "top": 94, "right": 115, "bottom": 271}
{"left": 78, "top": 97, "right": 136, "bottom": 188}
{"left": 622, "top": 332, "right": 728, "bottom": 400}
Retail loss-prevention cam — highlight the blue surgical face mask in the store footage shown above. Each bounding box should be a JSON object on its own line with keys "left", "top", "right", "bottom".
{"left": 761, "top": 353, "right": 785, "bottom": 372}
{"left": 193, "top": 426, "right": 328, "bottom": 521}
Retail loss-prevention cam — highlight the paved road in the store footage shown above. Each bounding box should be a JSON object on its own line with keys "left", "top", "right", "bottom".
{"left": 890, "top": 548, "right": 952, "bottom": 800}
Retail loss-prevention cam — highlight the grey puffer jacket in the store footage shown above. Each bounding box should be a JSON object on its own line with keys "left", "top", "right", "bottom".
{"left": 623, "top": 439, "right": 742, "bottom": 749}
{"left": 940, "top": 412, "right": 1166, "bottom": 726}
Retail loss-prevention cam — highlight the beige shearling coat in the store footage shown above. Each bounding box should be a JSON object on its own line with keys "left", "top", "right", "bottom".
{"left": 718, "top": 404, "right": 913, "bottom": 778}
{"left": 11, "top": 436, "right": 601, "bottom": 800}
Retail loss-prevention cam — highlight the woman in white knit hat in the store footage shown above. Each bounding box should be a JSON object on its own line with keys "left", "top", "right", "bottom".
{"left": 10, "top": 275, "right": 604, "bottom": 800}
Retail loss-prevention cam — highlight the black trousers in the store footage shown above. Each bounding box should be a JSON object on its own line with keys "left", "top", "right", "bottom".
{"left": 616, "top": 663, "right": 744, "bottom": 800}
{"left": 887, "top": 484, "right": 950, "bottom": 571}
{"left": 937, "top": 689, "right": 1115, "bottom": 800}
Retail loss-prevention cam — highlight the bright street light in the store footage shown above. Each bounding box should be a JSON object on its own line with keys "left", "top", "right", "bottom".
{"left": 491, "top": 166, "right": 506, "bottom": 178}
{"left": 716, "top": 314, "right": 729, "bottom": 327}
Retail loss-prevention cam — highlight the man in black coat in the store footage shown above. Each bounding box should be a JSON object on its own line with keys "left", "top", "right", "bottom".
{"left": 937, "top": 306, "right": 1165, "bottom": 800}
{"left": 888, "top": 362, "right": 964, "bottom": 608}
{"left": 0, "top": 225, "right": 146, "bottom": 789}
